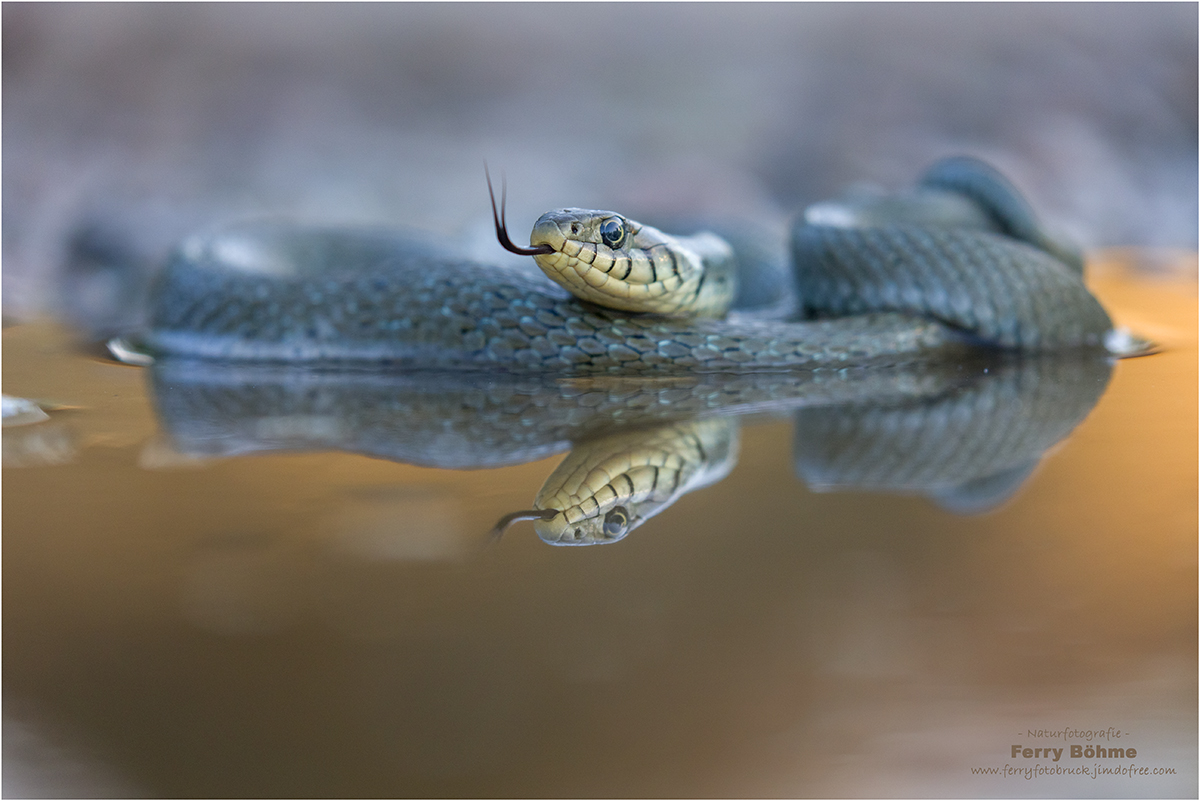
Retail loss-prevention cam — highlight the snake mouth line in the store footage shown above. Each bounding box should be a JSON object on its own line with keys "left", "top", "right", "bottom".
{"left": 487, "top": 167, "right": 554, "bottom": 257}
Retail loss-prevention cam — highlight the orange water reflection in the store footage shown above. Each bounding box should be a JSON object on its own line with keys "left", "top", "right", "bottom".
{"left": 3, "top": 252, "right": 1195, "bottom": 797}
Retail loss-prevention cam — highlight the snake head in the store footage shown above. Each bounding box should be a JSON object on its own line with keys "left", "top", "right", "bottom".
{"left": 531, "top": 209, "right": 638, "bottom": 252}
{"left": 488, "top": 504, "right": 639, "bottom": 546}
{"left": 527, "top": 208, "right": 732, "bottom": 317}
{"left": 486, "top": 169, "right": 733, "bottom": 316}
{"left": 533, "top": 504, "right": 638, "bottom": 546}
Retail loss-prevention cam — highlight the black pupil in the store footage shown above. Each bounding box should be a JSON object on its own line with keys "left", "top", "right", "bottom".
{"left": 603, "top": 507, "right": 628, "bottom": 536}
{"left": 600, "top": 219, "right": 624, "bottom": 249}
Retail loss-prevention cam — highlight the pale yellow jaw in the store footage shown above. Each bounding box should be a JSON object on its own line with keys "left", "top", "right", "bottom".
{"left": 532, "top": 246, "right": 692, "bottom": 313}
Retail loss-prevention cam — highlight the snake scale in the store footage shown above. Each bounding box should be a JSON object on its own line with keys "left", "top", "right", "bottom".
{"left": 142, "top": 157, "right": 1117, "bottom": 371}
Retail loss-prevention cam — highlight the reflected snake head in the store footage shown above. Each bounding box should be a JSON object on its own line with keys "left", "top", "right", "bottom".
{"left": 491, "top": 420, "right": 739, "bottom": 547}
{"left": 533, "top": 504, "right": 638, "bottom": 546}
{"left": 488, "top": 504, "right": 639, "bottom": 546}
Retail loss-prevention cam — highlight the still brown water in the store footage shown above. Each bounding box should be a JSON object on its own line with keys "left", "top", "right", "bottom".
{"left": 3, "top": 251, "right": 1196, "bottom": 797}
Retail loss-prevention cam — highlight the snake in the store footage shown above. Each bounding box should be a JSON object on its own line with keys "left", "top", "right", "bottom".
{"left": 138, "top": 156, "right": 1129, "bottom": 544}
{"left": 148, "top": 351, "right": 1114, "bottom": 544}
{"left": 141, "top": 157, "right": 1118, "bottom": 372}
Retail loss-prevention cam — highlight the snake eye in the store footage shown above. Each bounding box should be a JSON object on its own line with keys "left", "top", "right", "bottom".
{"left": 599, "top": 218, "right": 626, "bottom": 250}
{"left": 602, "top": 506, "right": 629, "bottom": 538}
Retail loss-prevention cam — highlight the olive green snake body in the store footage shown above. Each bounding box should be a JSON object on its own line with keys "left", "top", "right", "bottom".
{"left": 141, "top": 156, "right": 1128, "bottom": 544}
{"left": 143, "top": 158, "right": 1116, "bottom": 371}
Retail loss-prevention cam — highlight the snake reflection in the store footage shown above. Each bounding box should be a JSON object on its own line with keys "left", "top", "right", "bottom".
{"left": 148, "top": 352, "right": 1112, "bottom": 545}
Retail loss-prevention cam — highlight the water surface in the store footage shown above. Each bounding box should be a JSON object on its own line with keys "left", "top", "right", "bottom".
{"left": 3, "top": 252, "right": 1196, "bottom": 797}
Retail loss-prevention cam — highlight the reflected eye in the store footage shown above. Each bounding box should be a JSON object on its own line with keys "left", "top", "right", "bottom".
{"left": 599, "top": 218, "right": 625, "bottom": 249}
{"left": 602, "top": 506, "right": 629, "bottom": 538}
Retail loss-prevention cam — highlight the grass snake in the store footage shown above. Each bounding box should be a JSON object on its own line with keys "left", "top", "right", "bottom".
{"left": 139, "top": 156, "right": 1131, "bottom": 545}
{"left": 143, "top": 157, "right": 1118, "bottom": 371}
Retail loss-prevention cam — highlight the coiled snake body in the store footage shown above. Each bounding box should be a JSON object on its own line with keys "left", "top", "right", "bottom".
{"left": 144, "top": 157, "right": 1116, "bottom": 371}
{"left": 142, "top": 157, "right": 1126, "bottom": 545}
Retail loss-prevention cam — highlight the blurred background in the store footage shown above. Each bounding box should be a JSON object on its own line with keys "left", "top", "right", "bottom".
{"left": 3, "top": 2, "right": 1197, "bottom": 334}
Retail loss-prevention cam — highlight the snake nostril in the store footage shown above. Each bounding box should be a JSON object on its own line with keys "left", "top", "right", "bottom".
{"left": 570, "top": 223, "right": 581, "bottom": 235}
